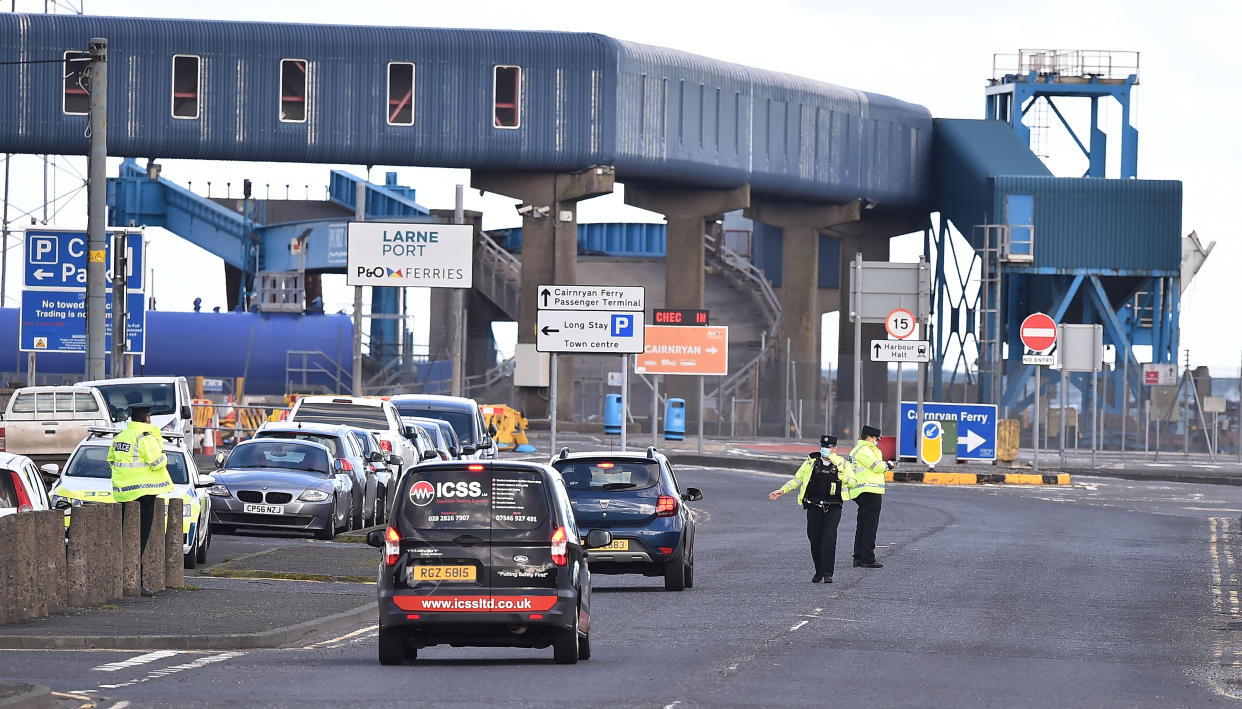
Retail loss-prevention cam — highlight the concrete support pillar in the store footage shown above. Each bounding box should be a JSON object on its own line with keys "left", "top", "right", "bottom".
{"left": 121, "top": 501, "right": 141, "bottom": 597}
{"left": 473, "top": 167, "right": 615, "bottom": 421}
{"left": 142, "top": 498, "right": 166, "bottom": 592}
{"left": 745, "top": 200, "right": 861, "bottom": 435}
{"left": 164, "top": 498, "right": 185, "bottom": 589}
{"left": 625, "top": 185, "right": 750, "bottom": 421}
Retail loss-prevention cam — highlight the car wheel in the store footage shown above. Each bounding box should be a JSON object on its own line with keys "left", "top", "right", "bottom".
{"left": 553, "top": 611, "right": 580, "bottom": 665}
{"left": 352, "top": 508, "right": 363, "bottom": 531}
{"left": 663, "top": 558, "right": 686, "bottom": 592}
{"left": 196, "top": 525, "right": 210, "bottom": 564}
{"left": 684, "top": 546, "right": 694, "bottom": 589}
{"left": 316, "top": 505, "right": 338, "bottom": 541}
{"left": 183, "top": 542, "right": 197, "bottom": 570}
{"left": 378, "top": 628, "right": 409, "bottom": 665}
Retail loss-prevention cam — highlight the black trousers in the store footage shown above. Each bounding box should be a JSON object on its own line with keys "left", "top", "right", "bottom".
{"left": 805, "top": 503, "right": 843, "bottom": 576}
{"left": 852, "top": 492, "right": 883, "bottom": 564}
{"left": 138, "top": 495, "right": 157, "bottom": 559}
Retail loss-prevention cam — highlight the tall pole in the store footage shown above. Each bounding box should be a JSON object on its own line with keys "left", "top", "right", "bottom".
{"left": 85, "top": 38, "right": 108, "bottom": 381}
{"left": 1032, "top": 365, "right": 1040, "bottom": 474}
{"left": 1058, "top": 370, "right": 1066, "bottom": 470}
{"left": 652, "top": 375, "right": 659, "bottom": 449}
{"left": 852, "top": 253, "right": 862, "bottom": 441}
{"left": 620, "top": 355, "right": 628, "bottom": 451}
{"left": 697, "top": 376, "right": 704, "bottom": 455}
{"left": 451, "top": 185, "right": 465, "bottom": 397}
{"left": 549, "top": 353, "right": 559, "bottom": 455}
{"left": 2, "top": 153, "right": 10, "bottom": 308}
{"left": 1121, "top": 356, "right": 1128, "bottom": 459}
{"left": 351, "top": 180, "right": 365, "bottom": 395}
{"left": 1237, "top": 351, "right": 1241, "bottom": 463}
{"left": 109, "top": 237, "right": 127, "bottom": 377}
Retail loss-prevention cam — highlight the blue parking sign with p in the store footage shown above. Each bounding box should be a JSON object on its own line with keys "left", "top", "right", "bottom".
{"left": 611, "top": 314, "right": 634, "bottom": 337}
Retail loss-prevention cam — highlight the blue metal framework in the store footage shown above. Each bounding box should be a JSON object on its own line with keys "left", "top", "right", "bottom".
{"left": 930, "top": 50, "right": 1182, "bottom": 429}
{"left": 985, "top": 49, "right": 1139, "bottom": 179}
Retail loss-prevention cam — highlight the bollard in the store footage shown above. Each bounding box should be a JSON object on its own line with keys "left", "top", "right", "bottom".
{"left": 101, "top": 503, "right": 124, "bottom": 602}
{"left": 68, "top": 505, "right": 101, "bottom": 608}
{"left": 0, "top": 514, "right": 15, "bottom": 625}
{"left": 121, "top": 501, "right": 142, "bottom": 597}
{"left": 35, "top": 511, "right": 67, "bottom": 616}
{"left": 142, "top": 498, "right": 167, "bottom": 593}
{"left": 164, "top": 498, "right": 185, "bottom": 589}
{"left": 10, "top": 512, "right": 37, "bottom": 623}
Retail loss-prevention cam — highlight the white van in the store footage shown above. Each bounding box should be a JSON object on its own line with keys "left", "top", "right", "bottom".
{"left": 0, "top": 385, "right": 113, "bottom": 471}
{"left": 79, "top": 376, "right": 195, "bottom": 435}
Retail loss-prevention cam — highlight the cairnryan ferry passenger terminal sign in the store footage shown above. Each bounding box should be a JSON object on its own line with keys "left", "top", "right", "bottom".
{"left": 347, "top": 222, "right": 473, "bottom": 288}
{"left": 537, "top": 285, "right": 645, "bottom": 311}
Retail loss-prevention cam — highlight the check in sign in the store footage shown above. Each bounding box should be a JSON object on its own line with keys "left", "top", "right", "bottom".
{"left": 347, "top": 222, "right": 473, "bottom": 288}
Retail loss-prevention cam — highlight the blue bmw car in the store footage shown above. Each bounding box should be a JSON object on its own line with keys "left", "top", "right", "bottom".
{"left": 550, "top": 447, "right": 701, "bottom": 591}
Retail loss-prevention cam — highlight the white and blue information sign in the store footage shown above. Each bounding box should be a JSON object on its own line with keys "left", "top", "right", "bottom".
{"left": 535, "top": 310, "right": 645, "bottom": 354}
{"left": 346, "top": 222, "right": 473, "bottom": 288}
{"left": 24, "top": 228, "right": 144, "bottom": 290}
{"left": 899, "top": 401, "right": 998, "bottom": 461}
{"left": 20, "top": 290, "right": 146, "bottom": 354}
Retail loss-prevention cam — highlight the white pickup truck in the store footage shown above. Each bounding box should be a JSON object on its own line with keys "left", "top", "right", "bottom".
{"left": 0, "top": 385, "right": 114, "bottom": 478}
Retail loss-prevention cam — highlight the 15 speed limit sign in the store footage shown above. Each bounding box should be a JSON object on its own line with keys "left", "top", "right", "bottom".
{"left": 885, "top": 308, "right": 917, "bottom": 340}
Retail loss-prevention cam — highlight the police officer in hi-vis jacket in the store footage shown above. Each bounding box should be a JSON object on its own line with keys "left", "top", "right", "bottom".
{"left": 769, "top": 435, "right": 850, "bottom": 583}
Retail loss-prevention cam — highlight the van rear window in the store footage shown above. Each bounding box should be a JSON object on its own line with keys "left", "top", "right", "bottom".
{"left": 400, "top": 469, "right": 547, "bottom": 531}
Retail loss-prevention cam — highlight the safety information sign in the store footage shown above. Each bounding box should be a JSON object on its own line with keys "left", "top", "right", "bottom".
{"left": 346, "top": 222, "right": 473, "bottom": 288}
{"left": 19, "top": 289, "right": 146, "bottom": 354}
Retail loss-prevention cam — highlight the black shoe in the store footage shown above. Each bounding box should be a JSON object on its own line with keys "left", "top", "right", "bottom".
{"left": 811, "top": 574, "right": 823, "bottom": 583}
{"left": 140, "top": 587, "right": 155, "bottom": 597}
{"left": 859, "top": 562, "right": 884, "bottom": 569}
{"left": 853, "top": 560, "right": 862, "bottom": 567}
{"left": 823, "top": 575, "right": 833, "bottom": 583}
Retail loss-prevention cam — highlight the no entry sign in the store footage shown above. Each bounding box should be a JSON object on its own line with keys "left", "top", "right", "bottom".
{"left": 1020, "top": 313, "right": 1057, "bottom": 352}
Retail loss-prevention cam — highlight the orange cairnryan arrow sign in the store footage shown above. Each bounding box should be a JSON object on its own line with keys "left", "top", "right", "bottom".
{"left": 634, "top": 325, "right": 729, "bottom": 376}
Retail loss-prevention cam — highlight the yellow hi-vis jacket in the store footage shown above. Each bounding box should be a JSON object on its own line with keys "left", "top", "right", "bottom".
{"left": 107, "top": 421, "right": 174, "bottom": 503}
{"left": 847, "top": 438, "right": 887, "bottom": 498}
{"left": 778, "top": 451, "right": 850, "bottom": 506}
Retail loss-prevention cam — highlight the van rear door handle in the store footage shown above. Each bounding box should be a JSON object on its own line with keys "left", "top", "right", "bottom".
{"left": 452, "top": 534, "right": 485, "bottom": 546}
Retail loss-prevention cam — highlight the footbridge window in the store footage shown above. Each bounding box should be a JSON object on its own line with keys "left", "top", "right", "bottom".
{"left": 493, "top": 65, "right": 521, "bottom": 129}
{"left": 62, "top": 50, "right": 91, "bottom": 115}
{"left": 387, "top": 62, "right": 415, "bottom": 125}
{"left": 280, "top": 58, "right": 308, "bottom": 123}
{"left": 171, "top": 54, "right": 200, "bottom": 119}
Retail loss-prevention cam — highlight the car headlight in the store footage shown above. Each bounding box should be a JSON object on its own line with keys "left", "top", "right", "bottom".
{"left": 183, "top": 501, "right": 195, "bottom": 518}
{"left": 299, "top": 490, "right": 331, "bottom": 502}
{"left": 207, "top": 483, "right": 232, "bottom": 498}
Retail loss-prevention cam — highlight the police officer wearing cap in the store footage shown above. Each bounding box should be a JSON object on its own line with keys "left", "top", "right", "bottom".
{"left": 107, "top": 405, "right": 175, "bottom": 597}
{"left": 849, "top": 425, "right": 891, "bottom": 568}
{"left": 769, "top": 435, "right": 850, "bottom": 583}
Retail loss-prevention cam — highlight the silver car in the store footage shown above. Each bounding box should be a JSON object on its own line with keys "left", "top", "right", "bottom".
{"left": 208, "top": 439, "right": 353, "bottom": 540}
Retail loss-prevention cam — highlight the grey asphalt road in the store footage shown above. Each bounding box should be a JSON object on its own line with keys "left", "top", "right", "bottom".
{"left": 5, "top": 467, "right": 1242, "bottom": 708}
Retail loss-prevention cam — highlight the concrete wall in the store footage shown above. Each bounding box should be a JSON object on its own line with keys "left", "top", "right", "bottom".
{"left": 0, "top": 499, "right": 185, "bottom": 626}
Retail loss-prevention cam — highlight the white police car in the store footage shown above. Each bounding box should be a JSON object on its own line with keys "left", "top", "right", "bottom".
{"left": 49, "top": 428, "right": 216, "bottom": 568}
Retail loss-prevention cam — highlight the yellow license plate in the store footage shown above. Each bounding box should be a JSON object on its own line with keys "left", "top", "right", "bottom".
{"left": 592, "top": 539, "right": 629, "bottom": 551}
{"left": 411, "top": 565, "right": 477, "bottom": 581}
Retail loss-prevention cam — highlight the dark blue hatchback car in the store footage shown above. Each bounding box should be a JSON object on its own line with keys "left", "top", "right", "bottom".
{"left": 551, "top": 447, "right": 702, "bottom": 591}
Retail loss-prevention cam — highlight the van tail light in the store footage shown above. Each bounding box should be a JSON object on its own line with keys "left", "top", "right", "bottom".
{"left": 338, "top": 458, "right": 354, "bottom": 472}
{"left": 379, "top": 439, "right": 393, "bottom": 453}
{"left": 467, "top": 464, "right": 485, "bottom": 472}
{"left": 0, "top": 425, "right": 6, "bottom": 451}
{"left": 551, "top": 526, "right": 568, "bottom": 567}
{"left": 384, "top": 526, "right": 401, "bottom": 566}
{"left": 9, "top": 471, "right": 33, "bottom": 513}
{"left": 656, "top": 495, "right": 679, "bottom": 517}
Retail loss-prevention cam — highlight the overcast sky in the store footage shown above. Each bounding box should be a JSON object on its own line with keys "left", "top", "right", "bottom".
{"left": 2, "top": 0, "right": 1239, "bottom": 371}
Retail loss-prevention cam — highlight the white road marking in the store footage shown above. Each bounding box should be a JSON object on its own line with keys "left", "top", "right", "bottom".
{"left": 789, "top": 620, "right": 808, "bottom": 632}
{"left": 663, "top": 702, "right": 682, "bottom": 709}
{"left": 302, "top": 624, "right": 376, "bottom": 649}
{"left": 91, "top": 650, "right": 182, "bottom": 672}
{"left": 96, "top": 651, "right": 245, "bottom": 690}
{"left": 107, "top": 702, "right": 131, "bottom": 709}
